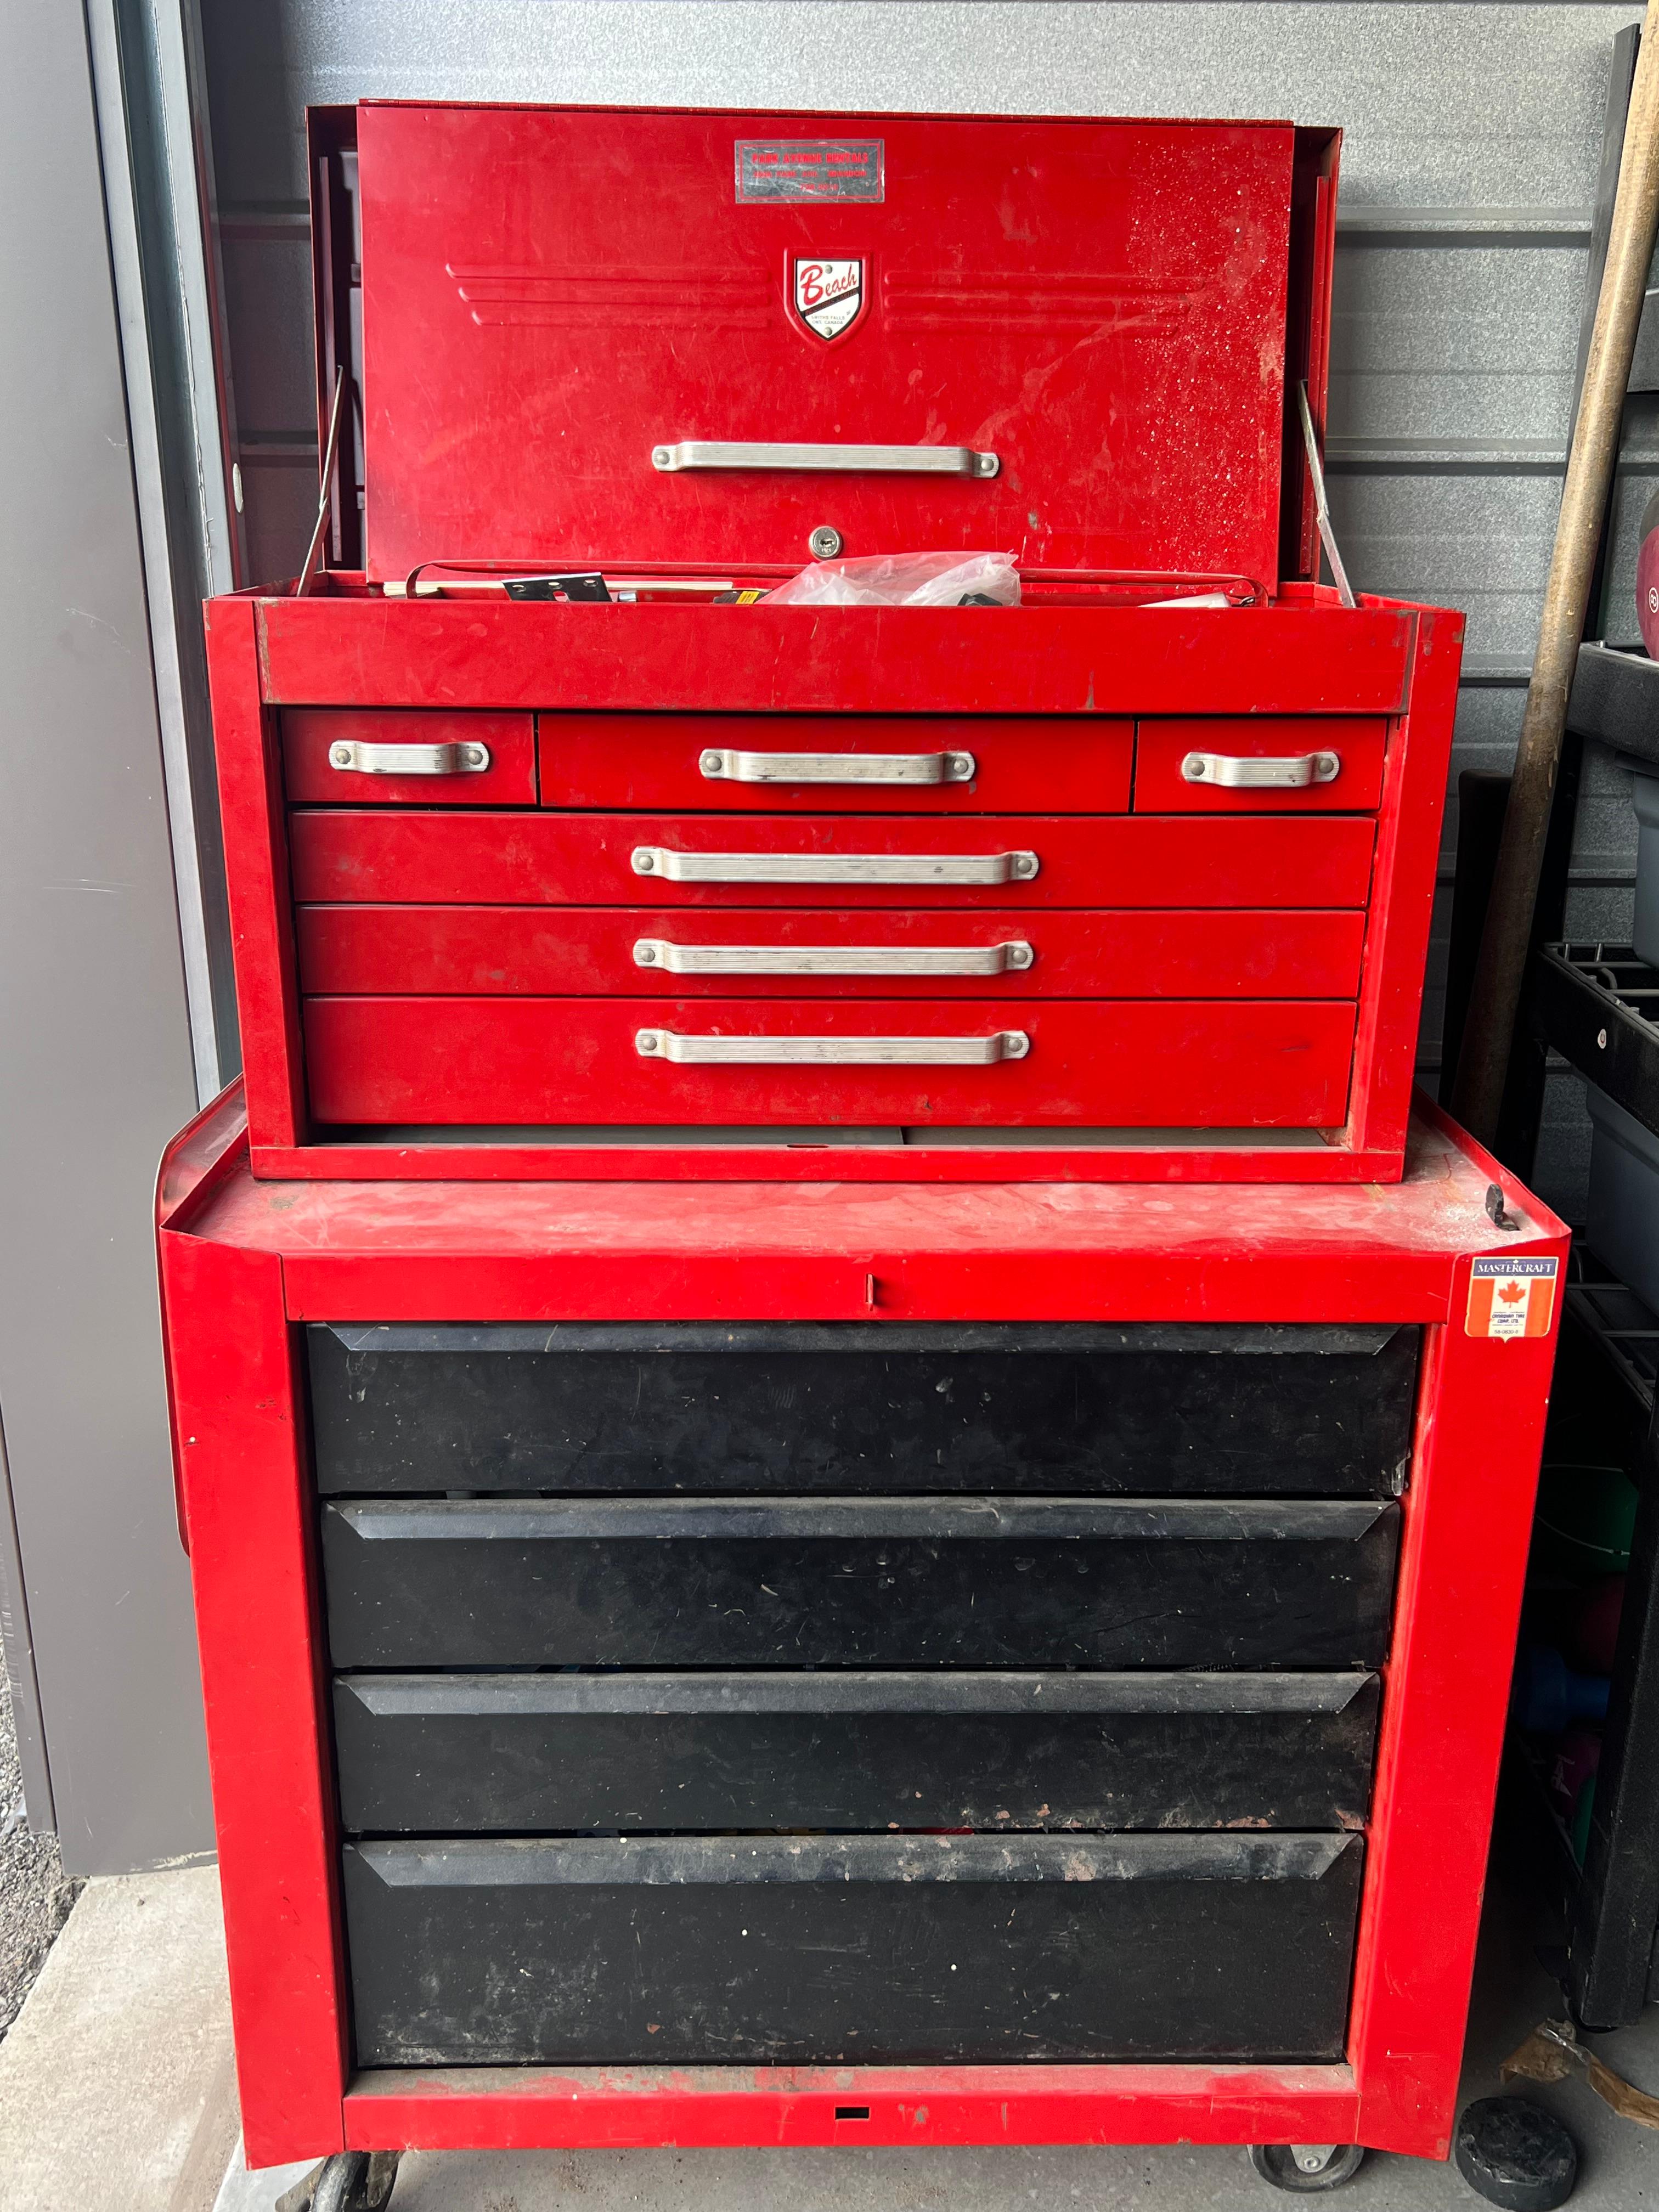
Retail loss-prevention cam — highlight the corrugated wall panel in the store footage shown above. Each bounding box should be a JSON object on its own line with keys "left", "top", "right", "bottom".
{"left": 198, "top": 0, "right": 1652, "bottom": 1212}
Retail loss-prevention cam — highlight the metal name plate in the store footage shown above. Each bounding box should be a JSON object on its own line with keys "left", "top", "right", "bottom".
{"left": 735, "top": 139, "right": 884, "bottom": 204}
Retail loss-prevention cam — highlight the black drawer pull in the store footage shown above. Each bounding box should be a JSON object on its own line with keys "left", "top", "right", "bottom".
{"left": 337, "top": 1667, "right": 1375, "bottom": 1717}
{"left": 355, "top": 1831, "right": 1355, "bottom": 1887}
{"left": 331, "top": 1496, "right": 1392, "bottom": 1543}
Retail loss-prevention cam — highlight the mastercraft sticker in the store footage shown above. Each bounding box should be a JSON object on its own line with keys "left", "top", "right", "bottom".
{"left": 1466, "top": 1255, "right": 1559, "bottom": 1340}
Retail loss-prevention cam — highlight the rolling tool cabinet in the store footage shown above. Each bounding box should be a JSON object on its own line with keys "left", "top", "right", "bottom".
{"left": 157, "top": 1084, "right": 1565, "bottom": 2173}
{"left": 202, "top": 100, "right": 1465, "bottom": 1183}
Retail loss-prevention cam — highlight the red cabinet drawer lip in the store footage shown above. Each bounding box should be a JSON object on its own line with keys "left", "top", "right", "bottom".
{"left": 303, "top": 996, "right": 1358, "bottom": 1131}
{"left": 250, "top": 599, "right": 1420, "bottom": 719}
{"left": 289, "top": 811, "right": 1379, "bottom": 911}
{"left": 296, "top": 905, "right": 1369, "bottom": 1001}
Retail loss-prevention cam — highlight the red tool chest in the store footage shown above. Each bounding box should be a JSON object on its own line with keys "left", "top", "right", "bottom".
{"left": 157, "top": 1082, "right": 1564, "bottom": 2169}
{"left": 205, "top": 100, "right": 1462, "bottom": 1182}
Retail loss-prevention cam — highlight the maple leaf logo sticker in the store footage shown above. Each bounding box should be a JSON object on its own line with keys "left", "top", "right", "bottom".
{"left": 1498, "top": 1280, "right": 1527, "bottom": 1305}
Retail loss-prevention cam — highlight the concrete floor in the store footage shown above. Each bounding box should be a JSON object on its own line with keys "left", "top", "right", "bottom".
{"left": 9, "top": 1836, "right": 1656, "bottom": 2212}
{"left": 0, "top": 1865, "right": 238, "bottom": 2212}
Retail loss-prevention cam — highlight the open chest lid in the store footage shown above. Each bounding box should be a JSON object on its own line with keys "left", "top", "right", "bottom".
{"left": 311, "top": 103, "right": 1340, "bottom": 593}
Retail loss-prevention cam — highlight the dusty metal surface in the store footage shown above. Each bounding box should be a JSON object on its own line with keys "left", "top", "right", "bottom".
{"left": 189, "top": 1111, "right": 1548, "bottom": 1256}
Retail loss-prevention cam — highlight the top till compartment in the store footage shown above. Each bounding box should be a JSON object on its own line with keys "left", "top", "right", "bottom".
{"left": 311, "top": 103, "right": 1339, "bottom": 594}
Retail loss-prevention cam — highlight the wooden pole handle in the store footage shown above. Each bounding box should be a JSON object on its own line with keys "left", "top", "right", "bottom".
{"left": 1451, "top": 6, "right": 1659, "bottom": 1144}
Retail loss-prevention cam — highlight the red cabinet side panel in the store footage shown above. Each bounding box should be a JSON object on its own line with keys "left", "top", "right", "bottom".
{"left": 160, "top": 1233, "right": 345, "bottom": 2164}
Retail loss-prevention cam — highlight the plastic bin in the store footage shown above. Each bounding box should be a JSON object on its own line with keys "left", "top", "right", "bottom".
{"left": 1631, "top": 770, "right": 1659, "bottom": 968}
{"left": 1586, "top": 1082, "right": 1659, "bottom": 1312}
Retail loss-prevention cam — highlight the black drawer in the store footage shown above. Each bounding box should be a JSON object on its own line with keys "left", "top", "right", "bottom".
{"left": 333, "top": 1668, "right": 1381, "bottom": 1834}
{"left": 307, "top": 1321, "right": 1418, "bottom": 1498}
{"left": 342, "top": 1831, "right": 1364, "bottom": 2066}
{"left": 321, "top": 1496, "right": 1400, "bottom": 1669}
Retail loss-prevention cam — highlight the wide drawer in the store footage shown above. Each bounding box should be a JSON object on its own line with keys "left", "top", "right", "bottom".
{"left": 1135, "top": 719, "right": 1388, "bottom": 812}
{"left": 537, "top": 713, "right": 1134, "bottom": 812}
{"left": 283, "top": 710, "right": 537, "bottom": 805}
{"left": 288, "top": 810, "right": 1378, "bottom": 909}
{"left": 302, "top": 995, "right": 1358, "bottom": 1128}
{"left": 342, "top": 1831, "right": 1365, "bottom": 2066}
{"left": 295, "top": 905, "right": 1368, "bottom": 999}
{"left": 306, "top": 1321, "right": 1420, "bottom": 1498}
{"left": 320, "top": 1496, "right": 1401, "bottom": 1669}
{"left": 332, "top": 1669, "right": 1382, "bottom": 1835}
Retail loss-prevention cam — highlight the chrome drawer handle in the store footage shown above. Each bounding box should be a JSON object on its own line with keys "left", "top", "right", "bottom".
{"left": 634, "top": 939, "right": 1034, "bottom": 977}
{"left": 652, "top": 440, "right": 1000, "bottom": 479}
{"left": 636, "top": 1029, "right": 1030, "bottom": 1065}
{"left": 1181, "top": 750, "right": 1339, "bottom": 789}
{"left": 631, "top": 847, "right": 1039, "bottom": 885}
{"left": 700, "top": 746, "right": 975, "bottom": 786}
{"left": 328, "top": 739, "right": 492, "bottom": 776}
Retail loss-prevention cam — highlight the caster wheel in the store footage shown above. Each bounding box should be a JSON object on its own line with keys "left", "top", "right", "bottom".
{"left": 1249, "top": 2144, "right": 1367, "bottom": 2192}
{"left": 278, "top": 2150, "right": 401, "bottom": 2212}
{"left": 1455, "top": 2097, "right": 1578, "bottom": 2210}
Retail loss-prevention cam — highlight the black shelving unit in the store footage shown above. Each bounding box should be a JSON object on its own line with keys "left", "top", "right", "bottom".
{"left": 1530, "top": 1243, "right": 1659, "bottom": 2027}
{"left": 1530, "top": 942, "right": 1659, "bottom": 1133}
{"left": 1465, "top": 645, "right": 1659, "bottom": 2037}
{"left": 1439, "top": 21, "right": 1659, "bottom": 2033}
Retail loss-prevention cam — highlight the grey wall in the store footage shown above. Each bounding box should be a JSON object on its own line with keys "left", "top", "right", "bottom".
{"left": 195, "top": 0, "right": 1649, "bottom": 1212}
{"left": 0, "top": 2, "right": 213, "bottom": 1871}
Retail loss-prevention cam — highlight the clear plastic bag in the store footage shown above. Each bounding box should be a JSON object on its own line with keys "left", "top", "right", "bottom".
{"left": 765, "top": 550, "right": 1020, "bottom": 607}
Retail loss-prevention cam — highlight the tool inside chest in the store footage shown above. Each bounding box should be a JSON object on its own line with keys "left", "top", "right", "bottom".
{"left": 204, "top": 101, "right": 1462, "bottom": 1182}
{"left": 313, "top": 1319, "right": 1413, "bottom": 2068}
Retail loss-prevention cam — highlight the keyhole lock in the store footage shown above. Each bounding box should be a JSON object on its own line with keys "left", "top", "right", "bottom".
{"left": 809, "top": 525, "right": 843, "bottom": 560}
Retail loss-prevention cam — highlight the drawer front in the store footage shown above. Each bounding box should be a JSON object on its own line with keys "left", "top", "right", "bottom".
{"left": 307, "top": 1321, "right": 1420, "bottom": 1499}
{"left": 289, "top": 810, "right": 1378, "bottom": 910}
{"left": 283, "top": 710, "right": 537, "bottom": 806}
{"left": 302, "top": 995, "right": 1358, "bottom": 1128}
{"left": 296, "top": 905, "right": 1368, "bottom": 1000}
{"left": 332, "top": 1669, "right": 1382, "bottom": 1835}
{"left": 320, "top": 1497, "right": 1400, "bottom": 1669}
{"left": 342, "top": 1831, "right": 1364, "bottom": 2066}
{"left": 536, "top": 714, "right": 1133, "bottom": 812}
{"left": 1135, "top": 719, "right": 1387, "bottom": 813}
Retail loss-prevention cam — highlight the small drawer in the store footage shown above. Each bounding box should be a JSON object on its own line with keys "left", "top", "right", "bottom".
{"left": 295, "top": 904, "right": 1368, "bottom": 1000}
{"left": 320, "top": 1496, "right": 1401, "bottom": 1670}
{"left": 306, "top": 1321, "right": 1420, "bottom": 1499}
{"left": 301, "top": 994, "right": 1358, "bottom": 1128}
{"left": 282, "top": 710, "right": 537, "bottom": 805}
{"left": 331, "top": 1669, "right": 1382, "bottom": 1835}
{"left": 342, "top": 1831, "right": 1365, "bottom": 2066}
{"left": 536, "top": 714, "right": 1133, "bottom": 812}
{"left": 289, "top": 810, "right": 1378, "bottom": 910}
{"left": 1135, "top": 719, "right": 1387, "bottom": 812}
